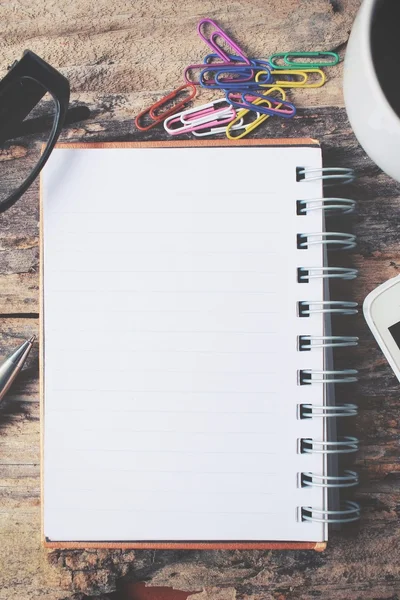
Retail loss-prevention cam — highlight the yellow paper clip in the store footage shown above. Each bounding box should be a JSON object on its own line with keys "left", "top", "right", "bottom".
{"left": 256, "top": 69, "right": 326, "bottom": 89}
{"left": 226, "top": 87, "right": 286, "bottom": 140}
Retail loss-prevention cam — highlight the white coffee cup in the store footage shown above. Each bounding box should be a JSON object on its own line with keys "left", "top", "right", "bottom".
{"left": 344, "top": 0, "right": 400, "bottom": 182}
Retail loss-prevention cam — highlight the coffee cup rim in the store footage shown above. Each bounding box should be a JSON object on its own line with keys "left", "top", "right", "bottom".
{"left": 363, "top": 0, "right": 400, "bottom": 127}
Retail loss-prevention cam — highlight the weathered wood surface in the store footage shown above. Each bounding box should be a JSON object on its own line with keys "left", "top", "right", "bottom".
{"left": 2, "top": 0, "right": 400, "bottom": 599}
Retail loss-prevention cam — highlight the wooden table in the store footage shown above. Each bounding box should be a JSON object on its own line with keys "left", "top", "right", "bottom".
{"left": 1, "top": 1, "right": 400, "bottom": 598}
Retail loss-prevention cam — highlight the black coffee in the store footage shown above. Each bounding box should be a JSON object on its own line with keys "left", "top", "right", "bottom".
{"left": 371, "top": 0, "right": 400, "bottom": 117}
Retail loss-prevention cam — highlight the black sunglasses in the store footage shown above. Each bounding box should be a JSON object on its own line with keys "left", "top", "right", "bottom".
{"left": 0, "top": 50, "right": 89, "bottom": 214}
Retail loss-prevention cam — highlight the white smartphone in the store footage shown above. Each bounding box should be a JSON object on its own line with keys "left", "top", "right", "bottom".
{"left": 363, "top": 274, "right": 400, "bottom": 382}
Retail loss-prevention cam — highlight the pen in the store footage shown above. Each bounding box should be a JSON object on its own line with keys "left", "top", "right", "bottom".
{"left": 0, "top": 336, "right": 35, "bottom": 403}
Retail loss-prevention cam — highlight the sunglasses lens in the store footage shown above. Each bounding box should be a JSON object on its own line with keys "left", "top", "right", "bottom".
{"left": 0, "top": 77, "right": 58, "bottom": 206}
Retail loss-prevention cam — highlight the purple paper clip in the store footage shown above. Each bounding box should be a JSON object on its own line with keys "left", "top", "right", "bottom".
{"left": 197, "top": 18, "right": 250, "bottom": 65}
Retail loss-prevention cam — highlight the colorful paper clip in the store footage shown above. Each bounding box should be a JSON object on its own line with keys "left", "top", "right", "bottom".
{"left": 135, "top": 17, "right": 341, "bottom": 139}
{"left": 214, "top": 66, "right": 271, "bottom": 87}
{"left": 197, "top": 18, "right": 250, "bottom": 64}
{"left": 203, "top": 53, "right": 272, "bottom": 71}
{"left": 203, "top": 52, "right": 249, "bottom": 65}
{"left": 226, "top": 86, "right": 294, "bottom": 118}
{"left": 180, "top": 99, "right": 233, "bottom": 125}
{"left": 185, "top": 62, "right": 254, "bottom": 85}
{"left": 269, "top": 51, "right": 340, "bottom": 69}
{"left": 256, "top": 69, "right": 326, "bottom": 88}
{"left": 135, "top": 84, "right": 197, "bottom": 131}
{"left": 199, "top": 65, "right": 271, "bottom": 89}
{"left": 226, "top": 101, "right": 272, "bottom": 140}
{"left": 193, "top": 117, "right": 245, "bottom": 137}
{"left": 239, "top": 91, "right": 296, "bottom": 118}
{"left": 226, "top": 85, "right": 286, "bottom": 108}
{"left": 163, "top": 102, "right": 236, "bottom": 136}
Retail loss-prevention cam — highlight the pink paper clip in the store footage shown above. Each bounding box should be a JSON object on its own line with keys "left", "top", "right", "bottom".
{"left": 180, "top": 99, "right": 233, "bottom": 125}
{"left": 197, "top": 18, "right": 250, "bottom": 65}
{"left": 164, "top": 107, "right": 236, "bottom": 136}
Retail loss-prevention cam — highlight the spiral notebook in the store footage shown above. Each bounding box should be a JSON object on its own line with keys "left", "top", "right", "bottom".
{"left": 40, "top": 139, "right": 359, "bottom": 550}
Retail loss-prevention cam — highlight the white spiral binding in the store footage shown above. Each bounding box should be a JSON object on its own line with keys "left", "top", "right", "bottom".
{"left": 300, "top": 437, "right": 359, "bottom": 454}
{"left": 298, "top": 167, "right": 356, "bottom": 185}
{"left": 297, "top": 198, "right": 356, "bottom": 215}
{"left": 300, "top": 470, "right": 359, "bottom": 488}
{"left": 298, "top": 336, "right": 359, "bottom": 350}
{"left": 298, "top": 301, "right": 358, "bottom": 316}
{"left": 298, "top": 267, "right": 358, "bottom": 281}
{"left": 297, "top": 232, "right": 356, "bottom": 250}
{"left": 299, "top": 369, "right": 358, "bottom": 384}
{"left": 299, "top": 404, "right": 358, "bottom": 418}
{"left": 300, "top": 501, "right": 361, "bottom": 524}
{"left": 297, "top": 165, "right": 360, "bottom": 525}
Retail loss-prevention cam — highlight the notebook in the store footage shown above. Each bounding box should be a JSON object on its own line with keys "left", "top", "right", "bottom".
{"left": 40, "top": 139, "right": 358, "bottom": 550}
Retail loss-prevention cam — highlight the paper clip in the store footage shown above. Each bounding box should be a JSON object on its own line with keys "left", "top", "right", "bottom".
{"left": 226, "top": 85, "right": 284, "bottom": 110}
{"left": 226, "top": 87, "right": 287, "bottom": 139}
{"left": 257, "top": 69, "right": 326, "bottom": 88}
{"left": 226, "top": 103, "right": 272, "bottom": 140}
{"left": 135, "top": 84, "right": 197, "bottom": 131}
{"left": 203, "top": 53, "right": 272, "bottom": 71}
{"left": 184, "top": 62, "right": 254, "bottom": 85}
{"left": 192, "top": 117, "right": 245, "bottom": 137}
{"left": 215, "top": 66, "right": 271, "bottom": 88}
{"left": 198, "top": 66, "right": 254, "bottom": 89}
{"left": 240, "top": 91, "right": 296, "bottom": 118}
{"left": 269, "top": 51, "right": 339, "bottom": 69}
{"left": 163, "top": 106, "right": 236, "bottom": 135}
{"left": 203, "top": 52, "right": 248, "bottom": 65}
{"left": 199, "top": 65, "right": 271, "bottom": 89}
{"left": 180, "top": 99, "right": 233, "bottom": 125}
{"left": 197, "top": 18, "right": 250, "bottom": 64}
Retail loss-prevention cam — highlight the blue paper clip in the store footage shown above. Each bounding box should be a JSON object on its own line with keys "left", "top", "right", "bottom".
{"left": 199, "top": 65, "right": 272, "bottom": 89}
{"left": 239, "top": 91, "right": 296, "bottom": 118}
{"left": 249, "top": 57, "right": 273, "bottom": 71}
{"left": 199, "top": 65, "right": 254, "bottom": 89}
{"left": 204, "top": 53, "right": 272, "bottom": 71}
{"left": 225, "top": 89, "right": 296, "bottom": 118}
{"left": 214, "top": 67, "right": 271, "bottom": 88}
{"left": 226, "top": 91, "right": 256, "bottom": 111}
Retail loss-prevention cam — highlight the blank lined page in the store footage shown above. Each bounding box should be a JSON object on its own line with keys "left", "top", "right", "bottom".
{"left": 42, "top": 144, "right": 326, "bottom": 543}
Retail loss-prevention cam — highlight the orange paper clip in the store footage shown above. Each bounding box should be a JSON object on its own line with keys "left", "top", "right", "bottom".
{"left": 135, "top": 84, "right": 197, "bottom": 131}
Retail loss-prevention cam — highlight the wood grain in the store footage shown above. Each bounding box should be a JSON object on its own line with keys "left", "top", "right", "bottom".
{"left": 2, "top": 0, "right": 400, "bottom": 598}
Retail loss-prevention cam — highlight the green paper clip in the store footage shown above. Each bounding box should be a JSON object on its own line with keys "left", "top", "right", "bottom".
{"left": 269, "top": 51, "right": 340, "bottom": 69}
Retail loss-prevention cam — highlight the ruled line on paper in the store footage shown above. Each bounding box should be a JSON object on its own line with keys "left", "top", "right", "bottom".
{"left": 47, "top": 331, "right": 279, "bottom": 335}
{"left": 66, "top": 429, "right": 278, "bottom": 435}
{"left": 61, "top": 449, "right": 279, "bottom": 455}
{"left": 46, "top": 365, "right": 280, "bottom": 373}
{"left": 53, "top": 211, "right": 284, "bottom": 215}
{"left": 51, "top": 467, "right": 279, "bottom": 475}
{"left": 46, "top": 409, "right": 276, "bottom": 414}
{"left": 45, "top": 508, "right": 281, "bottom": 515}
{"left": 48, "top": 270, "right": 280, "bottom": 274}
{"left": 48, "top": 487, "right": 278, "bottom": 496}
{"left": 46, "top": 290, "right": 280, "bottom": 294}
{"left": 55, "top": 230, "right": 288, "bottom": 234}
{"left": 46, "top": 390, "right": 279, "bottom": 394}
{"left": 47, "top": 250, "right": 280, "bottom": 254}
{"left": 44, "top": 347, "right": 280, "bottom": 352}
